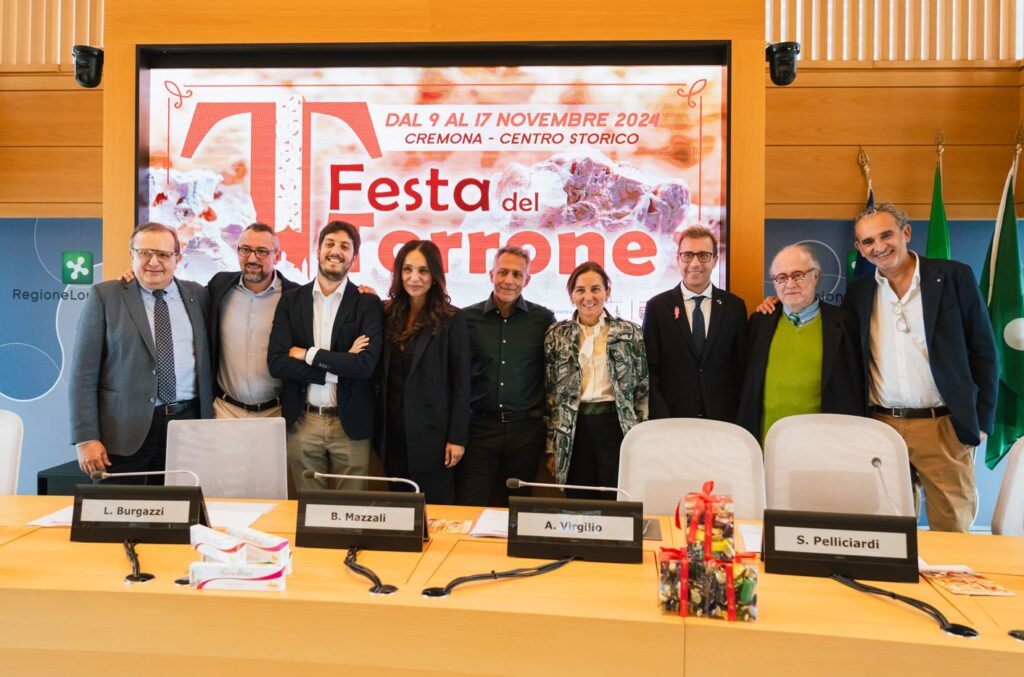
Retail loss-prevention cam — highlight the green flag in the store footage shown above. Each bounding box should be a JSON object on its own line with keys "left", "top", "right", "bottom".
{"left": 926, "top": 162, "right": 950, "bottom": 259}
{"left": 980, "top": 160, "right": 1024, "bottom": 469}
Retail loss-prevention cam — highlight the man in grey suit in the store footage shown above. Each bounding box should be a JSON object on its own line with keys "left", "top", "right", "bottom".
{"left": 70, "top": 222, "right": 213, "bottom": 483}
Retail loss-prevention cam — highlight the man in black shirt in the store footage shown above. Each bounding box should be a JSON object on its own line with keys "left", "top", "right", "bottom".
{"left": 456, "top": 245, "right": 556, "bottom": 506}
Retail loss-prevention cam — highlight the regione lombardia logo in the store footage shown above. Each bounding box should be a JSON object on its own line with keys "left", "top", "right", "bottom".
{"left": 62, "top": 251, "right": 94, "bottom": 284}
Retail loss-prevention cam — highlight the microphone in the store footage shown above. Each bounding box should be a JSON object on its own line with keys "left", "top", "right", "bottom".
{"left": 301, "top": 469, "right": 420, "bottom": 493}
{"left": 90, "top": 469, "right": 200, "bottom": 486}
{"left": 870, "top": 457, "right": 901, "bottom": 516}
{"left": 505, "top": 477, "right": 634, "bottom": 501}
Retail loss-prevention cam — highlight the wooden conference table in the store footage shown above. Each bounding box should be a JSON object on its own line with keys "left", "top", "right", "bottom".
{"left": 0, "top": 495, "right": 1021, "bottom": 675}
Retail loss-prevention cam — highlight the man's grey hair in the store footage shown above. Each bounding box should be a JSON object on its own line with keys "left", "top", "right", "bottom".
{"left": 243, "top": 222, "right": 280, "bottom": 250}
{"left": 853, "top": 202, "right": 909, "bottom": 232}
{"left": 492, "top": 244, "right": 532, "bottom": 271}
{"left": 772, "top": 243, "right": 821, "bottom": 272}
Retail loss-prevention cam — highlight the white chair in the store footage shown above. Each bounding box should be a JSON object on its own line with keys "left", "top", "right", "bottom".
{"left": 0, "top": 410, "right": 24, "bottom": 495}
{"left": 764, "top": 414, "right": 914, "bottom": 517}
{"left": 991, "top": 436, "right": 1024, "bottom": 536}
{"left": 617, "top": 419, "right": 766, "bottom": 519}
{"left": 166, "top": 418, "right": 288, "bottom": 499}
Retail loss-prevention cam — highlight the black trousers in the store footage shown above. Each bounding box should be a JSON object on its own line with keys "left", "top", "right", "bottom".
{"left": 455, "top": 415, "right": 545, "bottom": 507}
{"left": 103, "top": 402, "right": 200, "bottom": 485}
{"left": 565, "top": 411, "right": 624, "bottom": 501}
{"left": 383, "top": 421, "right": 454, "bottom": 505}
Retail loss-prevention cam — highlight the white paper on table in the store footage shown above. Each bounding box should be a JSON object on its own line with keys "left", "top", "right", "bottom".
{"left": 737, "top": 524, "right": 762, "bottom": 553}
{"left": 469, "top": 509, "right": 509, "bottom": 538}
{"left": 28, "top": 506, "right": 74, "bottom": 527}
{"left": 206, "top": 502, "right": 277, "bottom": 530}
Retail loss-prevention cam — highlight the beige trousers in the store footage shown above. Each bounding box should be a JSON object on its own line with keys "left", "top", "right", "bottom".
{"left": 286, "top": 412, "right": 370, "bottom": 495}
{"left": 871, "top": 413, "right": 977, "bottom": 533}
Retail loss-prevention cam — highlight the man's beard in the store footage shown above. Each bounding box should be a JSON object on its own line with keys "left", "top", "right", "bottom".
{"left": 242, "top": 268, "right": 269, "bottom": 284}
{"left": 319, "top": 257, "right": 349, "bottom": 282}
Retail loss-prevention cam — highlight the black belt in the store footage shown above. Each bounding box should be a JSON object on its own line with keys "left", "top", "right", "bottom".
{"left": 222, "top": 394, "right": 280, "bottom": 413}
{"left": 473, "top": 408, "right": 543, "bottom": 423}
{"left": 158, "top": 399, "right": 198, "bottom": 416}
{"left": 870, "top": 405, "right": 950, "bottom": 419}
{"left": 305, "top": 403, "right": 338, "bottom": 417}
{"left": 579, "top": 401, "right": 616, "bottom": 416}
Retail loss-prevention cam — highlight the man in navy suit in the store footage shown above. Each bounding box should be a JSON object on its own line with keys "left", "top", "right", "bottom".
{"left": 207, "top": 223, "right": 298, "bottom": 419}
{"left": 642, "top": 225, "right": 747, "bottom": 422}
{"left": 268, "top": 221, "right": 384, "bottom": 492}
{"left": 844, "top": 203, "right": 997, "bottom": 532}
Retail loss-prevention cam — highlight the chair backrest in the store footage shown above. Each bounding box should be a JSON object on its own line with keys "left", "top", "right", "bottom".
{"left": 764, "top": 414, "right": 914, "bottom": 517}
{"left": 0, "top": 410, "right": 24, "bottom": 495}
{"left": 617, "top": 418, "right": 766, "bottom": 519}
{"left": 992, "top": 437, "right": 1024, "bottom": 536}
{"left": 166, "top": 418, "right": 288, "bottom": 499}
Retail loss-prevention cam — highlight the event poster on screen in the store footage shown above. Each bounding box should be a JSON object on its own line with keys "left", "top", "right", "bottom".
{"left": 141, "top": 63, "right": 727, "bottom": 320}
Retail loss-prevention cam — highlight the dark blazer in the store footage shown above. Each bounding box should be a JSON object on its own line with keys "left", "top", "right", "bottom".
{"left": 737, "top": 303, "right": 866, "bottom": 440}
{"left": 69, "top": 278, "right": 214, "bottom": 456}
{"left": 267, "top": 280, "right": 384, "bottom": 440}
{"left": 207, "top": 270, "right": 299, "bottom": 395}
{"left": 374, "top": 310, "right": 472, "bottom": 475}
{"left": 842, "top": 256, "right": 998, "bottom": 446}
{"left": 642, "top": 285, "right": 747, "bottom": 421}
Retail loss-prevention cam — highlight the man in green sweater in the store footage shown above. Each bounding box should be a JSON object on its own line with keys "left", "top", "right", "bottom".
{"left": 737, "top": 244, "right": 865, "bottom": 443}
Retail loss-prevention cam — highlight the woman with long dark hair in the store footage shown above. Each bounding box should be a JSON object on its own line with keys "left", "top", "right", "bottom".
{"left": 544, "top": 261, "right": 649, "bottom": 499}
{"left": 375, "top": 240, "right": 471, "bottom": 503}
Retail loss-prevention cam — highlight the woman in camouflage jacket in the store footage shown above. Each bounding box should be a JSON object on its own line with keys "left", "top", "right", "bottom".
{"left": 544, "top": 262, "right": 649, "bottom": 494}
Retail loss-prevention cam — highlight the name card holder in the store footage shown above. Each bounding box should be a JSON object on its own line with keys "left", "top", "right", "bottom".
{"left": 295, "top": 490, "right": 427, "bottom": 552}
{"left": 70, "top": 484, "right": 209, "bottom": 544}
{"left": 508, "top": 497, "right": 643, "bottom": 564}
{"left": 763, "top": 509, "right": 918, "bottom": 583}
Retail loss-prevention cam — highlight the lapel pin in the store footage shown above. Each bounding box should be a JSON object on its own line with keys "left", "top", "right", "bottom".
{"left": 716, "top": 299, "right": 722, "bottom": 305}
{"left": 674, "top": 306, "right": 680, "bottom": 320}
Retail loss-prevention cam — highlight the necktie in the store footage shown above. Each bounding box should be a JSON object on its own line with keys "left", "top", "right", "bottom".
{"left": 689, "top": 295, "right": 706, "bottom": 357}
{"left": 788, "top": 312, "right": 801, "bottom": 327}
{"left": 152, "top": 289, "right": 177, "bottom": 404}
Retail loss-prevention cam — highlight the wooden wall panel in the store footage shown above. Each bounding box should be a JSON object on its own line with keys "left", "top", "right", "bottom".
{"left": 0, "top": 89, "right": 101, "bottom": 145}
{"left": 0, "top": 146, "right": 101, "bottom": 203}
{"left": 767, "top": 85, "right": 1021, "bottom": 145}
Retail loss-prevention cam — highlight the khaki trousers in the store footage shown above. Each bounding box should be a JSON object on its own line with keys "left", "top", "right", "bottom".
{"left": 287, "top": 412, "right": 370, "bottom": 495}
{"left": 871, "top": 413, "right": 977, "bottom": 533}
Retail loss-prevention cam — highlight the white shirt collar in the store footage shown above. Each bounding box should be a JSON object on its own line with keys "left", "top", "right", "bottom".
{"left": 680, "top": 282, "right": 713, "bottom": 301}
{"left": 313, "top": 276, "right": 347, "bottom": 300}
{"left": 874, "top": 252, "right": 921, "bottom": 302}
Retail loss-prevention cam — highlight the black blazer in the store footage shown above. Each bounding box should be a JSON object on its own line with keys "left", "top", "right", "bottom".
{"left": 642, "top": 285, "right": 747, "bottom": 421}
{"left": 268, "top": 280, "right": 384, "bottom": 440}
{"left": 374, "top": 310, "right": 472, "bottom": 475}
{"left": 842, "top": 256, "right": 998, "bottom": 446}
{"left": 207, "top": 270, "right": 299, "bottom": 396}
{"left": 737, "top": 303, "right": 866, "bottom": 440}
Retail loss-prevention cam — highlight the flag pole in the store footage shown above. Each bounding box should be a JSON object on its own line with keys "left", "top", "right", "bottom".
{"left": 857, "top": 146, "right": 873, "bottom": 197}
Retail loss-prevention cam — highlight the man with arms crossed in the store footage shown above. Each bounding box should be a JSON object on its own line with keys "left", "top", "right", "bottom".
{"left": 845, "top": 203, "right": 997, "bottom": 532}
{"left": 70, "top": 222, "right": 213, "bottom": 482}
{"left": 737, "top": 244, "right": 864, "bottom": 442}
{"left": 268, "top": 221, "right": 383, "bottom": 492}
{"left": 456, "top": 245, "right": 556, "bottom": 506}
{"left": 643, "top": 225, "right": 747, "bottom": 422}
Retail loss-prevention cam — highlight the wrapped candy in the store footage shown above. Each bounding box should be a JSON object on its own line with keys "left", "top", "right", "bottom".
{"left": 676, "top": 481, "right": 735, "bottom": 562}
{"left": 690, "top": 557, "right": 759, "bottom": 622}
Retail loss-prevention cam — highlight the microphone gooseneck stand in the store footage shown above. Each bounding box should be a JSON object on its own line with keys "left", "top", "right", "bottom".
{"left": 422, "top": 557, "right": 574, "bottom": 598}
{"left": 831, "top": 574, "right": 979, "bottom": 637}
{"left": 123, "top": 539, "right": 155, "bottom": 584}
{"left": 345, "top": 546, "right": 398, "bottom": 595}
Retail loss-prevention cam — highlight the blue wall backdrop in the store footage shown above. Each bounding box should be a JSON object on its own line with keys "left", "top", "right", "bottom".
{"left": 765, "top": 217, "right": 1024, "bottom": 529}
{"left": 0, "top": 218, "right": 102, "bottom": 494}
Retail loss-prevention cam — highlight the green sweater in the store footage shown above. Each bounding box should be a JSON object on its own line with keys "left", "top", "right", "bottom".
{"left": 761, "top": 315, "right": 823, "bottom": 442}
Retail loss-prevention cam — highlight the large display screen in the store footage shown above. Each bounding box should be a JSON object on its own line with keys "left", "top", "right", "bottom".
{"left": 139, "top": 44, "right": 729, "bottom": 320}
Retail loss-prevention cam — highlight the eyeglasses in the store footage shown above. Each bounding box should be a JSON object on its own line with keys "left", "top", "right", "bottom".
{"left": 237, "top": 245, "right": 276, "bottom": 259}
{"left": 891, "top": 302, "right": 910, "bottom": 333}
{"left": 678, "top": 251, "right": 716, "bottom": 263}
{"left": 132, "top": 248, "right": 177, "bottom": 261}
{"left": 771, "top": 269, "right": 818, "bottom": 286}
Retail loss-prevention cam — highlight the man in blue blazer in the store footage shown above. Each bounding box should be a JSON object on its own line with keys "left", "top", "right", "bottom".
{"left": 268, "top": 221, "right": 384, "bottom": 493}
{"left": 843, "top": 203, "right": 997, "bottom": 532}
